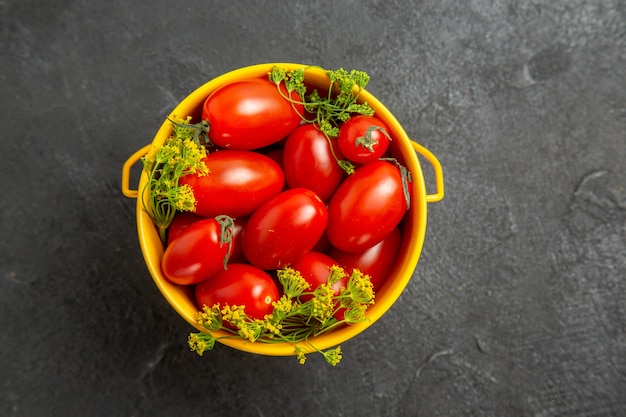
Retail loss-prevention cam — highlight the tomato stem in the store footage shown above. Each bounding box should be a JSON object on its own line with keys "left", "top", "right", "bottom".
{"left": 379, "top": 158, "right": 412, "bottom": 209}
{"left": 215, "top": 215, "right": 235, "bottom": 269}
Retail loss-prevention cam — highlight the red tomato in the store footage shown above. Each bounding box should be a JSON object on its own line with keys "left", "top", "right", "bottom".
{"left": 161, "top": 218, "right": 233, "bottom": 285}
{"left": 337, "top": 115, "right": 391, "bottom": 164}
{"left": 242, "top": 188, "right": 328, "bottom": 270}
{"left": 291, "top": 252, "right": 346, "bottom": 302}
{"left": 329, "top": 227, "right": 402, "bottom": 290}
{"left": 195, "top": 263, "right": 279, "bottom": 321}
{"left": 326, "top": 160, "right": 409, "bottom": 252}
{"left": 282, "top": 124, "right": 345, "bottom": 202}
{"left": 167, "top": 211, "right": 205, "bottom": 245}
{"left": 202, "top": 78, "right": 304, "bottom": 150}
{"left": 179, "top": 150, "right": 284, "bottom": 218}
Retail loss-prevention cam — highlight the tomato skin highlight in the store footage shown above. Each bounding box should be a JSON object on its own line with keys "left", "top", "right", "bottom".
{"left": 329, "top": 227, "right": 402, "bottom": 291}
{"left": 337, "top": 115, "right": 391, "bottom": 164}
{"left": 202, "top": 78, "right": 304, "bottom": 150}
{"left": 195, "top": 263, "right": 279, "bottom": 321}
{"left": 161, "top": 218, "right": 232, "bottom": 285}
{"left": 282, "top": 124, "right": 345, "bottom": 202}
{"left": 326, "top": 160, "right": 408, "bottom": 252}
{"left": 242, "top": 188, "right": 328, "bottom": 270}
{"left": 179, "top": 150, "right": 284, "bottom": 218}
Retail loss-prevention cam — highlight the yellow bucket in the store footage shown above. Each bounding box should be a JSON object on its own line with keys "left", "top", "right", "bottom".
{"left": 121, "top": 63, "right": 444, "bottom": 356}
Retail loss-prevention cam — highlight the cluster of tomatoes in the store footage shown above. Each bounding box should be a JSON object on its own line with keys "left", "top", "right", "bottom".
{"left": 159, "top": 75, "right": 410, "bottom": 322}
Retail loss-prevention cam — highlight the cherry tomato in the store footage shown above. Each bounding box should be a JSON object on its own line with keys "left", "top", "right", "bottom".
{"left": 282, "top": 124, "right": 345, "bottom": 202}
{"left": 329, "top": 227, "right": 402, "bottom": 291}
{"left": 195, "top": 263, "right": 279, "bottom": 321}
{"left": 291, "top": 252, "right": 346, "bottom": 302}
{"left": 337, "top": 115, "right": 391, "bottom": 164}
{"left": 326, "top": 160, "right": 409, "bottom": 252}
{"left": 179, "top": 150, "right": 284, "bottom": 218}
{"left": 242, "top": 188, "right": 328, "bottom": 270}
{"left": 167, "top": 211, "right": 205, "bottom": 245}
{"left": 161, "top": 217, "right": 233, "bottom": 285}
{"left": 202, "top": 78, "right": 304, "bottom": 150}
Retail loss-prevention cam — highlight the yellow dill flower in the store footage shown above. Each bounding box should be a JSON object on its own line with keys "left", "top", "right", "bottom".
{"left": 295, "top": 346, "right": 308, "bottom": 365}
{"left": 346, "top": 269, "right": 375, "bottom": 305}
{"left": 310, "top": 284, "right": 335, "bottom": 323}
{"left": 174, "top": 185, "right": 197, "bottom": 211}
{"left": 141, "top": 115, "right": 209, "bottom": 240}
{"left": 264, "top": 321, "right": 283, "bottom": 335}
{"left": 237, "top": 321, "right": 261, "bottom": 343}
{"left": 323, "top": 346, "right": 342, "bottom": 366}
{"left": 188, "top": 332, "right": 215, "bottom": 356}
{"left": 327, "top": 265, "right": 348, "bottom": 286}
{"left": 196, "top": 304, "right": 222, "bottom": 330}
{"left": 277, "top": 267, "right": 310, "bottom": 298}
{"left": 343, "top": 301, "right": 368, "bottom": 323}
{"left": 221, "top": 305, "right": 250, "bottom": 328}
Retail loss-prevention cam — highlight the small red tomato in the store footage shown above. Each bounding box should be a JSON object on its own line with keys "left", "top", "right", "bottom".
{"left": 195, "top": 263, "right": 279, "bottom": 321}
{"left": 326, "top": 160, "right": 409, "bottom": 252}
{"left": 282, "top": 124, "right": 345, "bottom": 202}
{"left": 329, "top": 227, "right": 402, "bottom": 290}
{"left": 291, "top": 252, "right": 346, "bottom": 302}
{"left": 161, "top": 217, "right": 233, "bottom": 285}
{"left": 202, "top": 78, "right": 304, "bottom": 150}
{"left": 180, "top": 150, "right": 284, "bottom": 218}
{"left": 242, "top": 188, "right": 328, "bottom": 270}
{"left": 337, "top": 115, "right": 391, "bottom": 164}
{"left": 167, "top": 212, "right": 205, "bottom": 245}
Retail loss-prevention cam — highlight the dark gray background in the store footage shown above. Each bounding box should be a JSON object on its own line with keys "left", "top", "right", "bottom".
{"left": 2, "top": 0, "right": 624, "bottom": 416}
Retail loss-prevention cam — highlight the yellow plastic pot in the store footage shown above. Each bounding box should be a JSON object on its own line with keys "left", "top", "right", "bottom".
{"left": 121, "top": 63, "right": 444, "bottom": 356}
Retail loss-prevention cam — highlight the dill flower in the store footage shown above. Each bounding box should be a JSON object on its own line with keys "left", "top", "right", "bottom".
{"left": 345, "top": 269, "right": 375, "bottom": 305}
{"left": 196, "top": 305, "right": 222, "bottom": 331}
{"left": 323, "top": 346, "right": 342, "bottom": 366}
{"left": 188, "top": 332, "right": 216, "bottom": 356}
{"left": 141, "top": 116, "right": 209, "bottom": 241}
{"left": 295, "top": 346, "right": 308, "bottom": 365}
{"left": 237, "top": 320, "right": 262, "bottom": 343}
{"left": 310, "top": 284, "right": 336, "bottom": 324}
{"left": 277, "top": 267, "right": 310, "bottom": 299}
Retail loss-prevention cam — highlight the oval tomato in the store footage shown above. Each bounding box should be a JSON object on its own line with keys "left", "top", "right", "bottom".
{"left": 180, "top": 150, "right": 284, "bottom": 218}
{"left": 161, "top": 217, "right": 233, "bottom": 285}
{"left": 282, "top": 124, "right": 345, "bottom": 202}
{"left": 195, "top": 263, "right": 279, "bottom": 321}
{"left": 242, "top": 188, "right": 328, "bottom": 270}
{"left": 202, "top": 78, "right": 304, "bottom": 150}
{"left": 167, "top": 211, "right": 205, "bottom": 245}
{"left": 291, "top": 252, "right": 346, "bottom": 302}
{"left": 329, "top": 227, "right": 402, "bottom": 290}
{"left": 326, "top": 160, "right": 409, "bottom": 252}
{"left": 337, "top": 115, "right": 391, "bottom": 164}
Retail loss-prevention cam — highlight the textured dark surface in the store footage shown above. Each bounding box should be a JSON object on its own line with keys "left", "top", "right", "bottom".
{"left": 2, "top": 0, "right": 625, "bottom": 416}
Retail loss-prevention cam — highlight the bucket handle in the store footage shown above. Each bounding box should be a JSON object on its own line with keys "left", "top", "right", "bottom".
{"left": 122, "top": 141, "right": 444, "bottom": 202}
{"left": 410, "top": 141, "right": 444, "bottom": 203}
{"left": 121, "top": 144, "right": 151, "bottom": 198}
